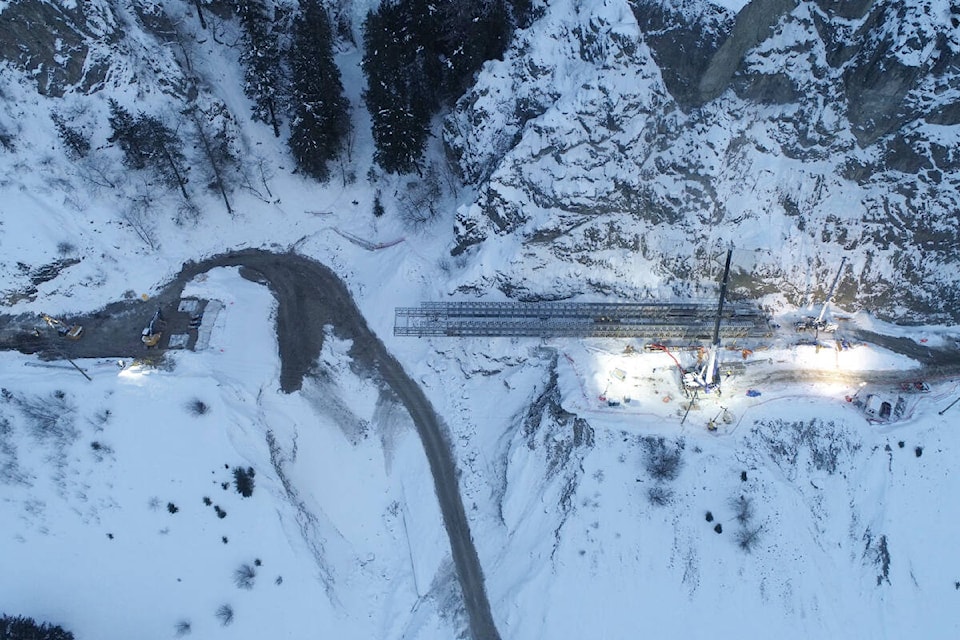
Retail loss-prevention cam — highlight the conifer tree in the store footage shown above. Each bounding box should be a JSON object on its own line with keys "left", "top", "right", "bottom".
{"left": 137, "top": 114, "right": 191, "bottom": 202}
{"left": 0, "top": 614, "right": 75, "bottom": 640}
{"left": 362, "top": 3, "right": 432, "bottom": 174}
{"left": 361, "top": 0, "right": 519, "bottom": 174}
{"left": 107, "top": 101, "right": 191, "bottom": 202}
{"left": 107, "top": 99, "right": 147, "bottom": 169}
{"left": 236, "top": 0, "right": 284, "bottom": 137}
{"left": 287, "top": 0, "right": 349, "bottom": 181}
{"left": 186, "top": 102, "right": 239, "bottom": 215}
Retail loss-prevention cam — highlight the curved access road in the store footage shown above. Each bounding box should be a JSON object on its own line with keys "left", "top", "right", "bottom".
{"left": 0, "top": 249, "right": 501, "bottom": 640}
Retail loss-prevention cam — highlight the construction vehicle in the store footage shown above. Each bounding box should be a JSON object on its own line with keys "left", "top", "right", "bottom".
{"left": 796, "top": 257, "right": 846, "bottom": 333}
{"left": 141, "top": 307, "right": 165, "bottom": 348}
{"left": 684, "top": 249, "right": 732, "bottom": 392}
{"left": 39, "top": 313, "right": 83, "bottom": 339}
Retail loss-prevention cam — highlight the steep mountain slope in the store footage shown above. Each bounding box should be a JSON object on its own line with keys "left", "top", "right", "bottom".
{"left": 445, "top": 0, "right": 960, "bottom": 322}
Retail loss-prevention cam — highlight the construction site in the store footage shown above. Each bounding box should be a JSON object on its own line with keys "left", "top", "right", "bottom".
{"left": 393, "top": 252, "right": 950, "bottom": 430}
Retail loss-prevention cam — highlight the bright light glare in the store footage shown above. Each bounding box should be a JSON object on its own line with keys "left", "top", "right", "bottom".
{"left": 117, "top": 363, "right": 153, "bottom": 386}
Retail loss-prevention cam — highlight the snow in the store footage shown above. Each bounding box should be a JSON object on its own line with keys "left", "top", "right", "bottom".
{"left": 1, "top": 1, "right": 960, "bottom": 639}
{"left": 0, "top": 269, "right": 454, "bottom": 639}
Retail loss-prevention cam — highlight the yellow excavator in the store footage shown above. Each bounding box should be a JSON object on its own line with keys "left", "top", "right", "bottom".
{"left": 141, "top": 307, "right": 165, "bottom": 348}
{"left": 39, "top": 313, "right": 84, "bottom": 339}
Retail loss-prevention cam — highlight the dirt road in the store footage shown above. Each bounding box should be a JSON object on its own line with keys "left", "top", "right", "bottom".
{"left": 0, "top": 249, "right": 502, "bottom": 640}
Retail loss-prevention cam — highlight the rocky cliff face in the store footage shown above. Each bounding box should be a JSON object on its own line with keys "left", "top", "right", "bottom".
{"left": 445, "top": 0, "right": 960, "bottom": 323}
{"left": 1, "top": 0, "right": 956, "bottom": 322}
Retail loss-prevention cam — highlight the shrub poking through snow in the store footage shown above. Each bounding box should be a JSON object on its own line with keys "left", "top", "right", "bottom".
{"left": 234, "top": 563, "right": 256, "bottom": 590}
{"left": 187, "top": 399, "right": 209, "bottom": 416}
{"left": 647, "top": 485, "right": 673, "bottom": 506}
{"left": 641, "top": 436, "right": 684, "bottom": 482}
{"left": 215, "top": 604, "right": 234, "bottom": 627}
{"left": 731, "top": 495, "right": 754, "bottom": 525}
{"left": 233, "top": 466, "right": 255, "bottom": 497}
{"left": 736, "top": 525, "right": 763, "bottom": 552}
{"left": 174, "top": 620, "right": 191, "bottom": 637}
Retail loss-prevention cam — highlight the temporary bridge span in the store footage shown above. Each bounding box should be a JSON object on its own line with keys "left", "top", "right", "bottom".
{"left": 393, "top": 300, "right": 770, "bottom": 340}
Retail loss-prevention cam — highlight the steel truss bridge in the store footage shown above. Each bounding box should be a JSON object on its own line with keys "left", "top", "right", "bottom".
{"left": 394, "top": 301, "right": 770, "bottom": 340}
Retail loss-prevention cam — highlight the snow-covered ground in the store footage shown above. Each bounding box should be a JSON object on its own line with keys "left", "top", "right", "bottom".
{"left": 1, "top": 269, "right": 457, "bottom": 639}
{"left": 2, "top": 1, "right": 960, "bottom": 638}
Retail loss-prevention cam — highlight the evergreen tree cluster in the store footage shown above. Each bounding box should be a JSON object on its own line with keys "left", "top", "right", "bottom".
{"left": 235, "top": 0, "right": 285, "bottom": 138}
{"left": 233, "top": 0, "right": 349, "bottom": 181}
{"left": 0, "top": 614, "right": 74, "bottom": 640}
{"left": 107, "top": 99, "right": 190, "bottom": 202}
{"left": 288, "top": 0, "right": 350, "bottom": 181}
{"left": 362, "top": 0, "right": 527, "bottom": 174}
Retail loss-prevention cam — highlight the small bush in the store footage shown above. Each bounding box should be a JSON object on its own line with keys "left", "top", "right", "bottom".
{"left": 222, "top": 536, "right": 229, "bottom": 544}
{"left": 647, "top": 485, "right": 673, "bottom": 506}
{"left": 215, "top": 604, "right": 233, "bottom": 627}
{"left": 214, "top": 505, "right": 227, "bottom": 519}
{"left": 202, "top": 496, "right": 212, "bottom": 506}
{"left": 167, "top": 502, "right": 179, "bottom": 514}
{"left": 275, "top": 575, "right": 283, "bottom": 585}
{"left": 174, "top": 619, "right": 191, "bottom": 637}
{"left": 705, "top": 511, "right": 713, "bottom": 522}
{"left": 642, "top": 436, "right": 684, "bottom": 482}
{"left": 0, "top": 614, "right": 75, "bottom": 639}
{"left": 233, "top": 466, "right": 255, "bottom": 498}
{"left": 253, "top": 558, "right": 262, "bottom": 567}
{"left": 730, "top": 495, "right": 753, "bottom": 525}
{"left": 234, "top": 563, "right": 256, "bottom": 590}
{"left": 915, "top": 446, "right": 923, "bottom": 458}
{"left": 714, "top": 523, "right": 723, "bottom": 534}
{"left": 187, "top": 399, "right": 209, "bottom": 416}
{"left": 736, "top": 525, "right": 763, "bottom": 552}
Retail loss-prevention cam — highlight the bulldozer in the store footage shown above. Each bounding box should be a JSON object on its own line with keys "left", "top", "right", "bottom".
{"left": 39, "top": 313, "right": 83, "bottom": 340}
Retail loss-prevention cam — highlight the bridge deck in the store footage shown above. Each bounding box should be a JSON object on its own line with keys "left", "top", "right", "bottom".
{"left": 394, "top": 301, "right": 770, "bottom": 339}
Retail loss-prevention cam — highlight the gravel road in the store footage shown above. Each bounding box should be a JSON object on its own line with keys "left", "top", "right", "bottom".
{"left": 0, "top": 249, "right": 502, "bottom": 640}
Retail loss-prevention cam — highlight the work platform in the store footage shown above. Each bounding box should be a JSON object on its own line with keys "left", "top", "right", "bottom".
{"left": 394, "top": 301, "right": 770, "bottom": 339}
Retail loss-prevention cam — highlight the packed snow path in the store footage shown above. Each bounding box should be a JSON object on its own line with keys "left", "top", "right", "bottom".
{"left": 0, "top": 250, "right": 502, "bottom": 640}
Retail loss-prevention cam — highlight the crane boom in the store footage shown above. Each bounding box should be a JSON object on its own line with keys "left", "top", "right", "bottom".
{"left": 705, "top": 249, "right": 733, "bottom": 385}
{"left": 816, "top": 257, "right": 847, "bottom": 324}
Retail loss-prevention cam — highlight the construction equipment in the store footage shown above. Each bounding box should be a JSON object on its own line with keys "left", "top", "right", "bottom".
{"left": 796, "top": 257, "right": 846, "bottom": 333}
{"left": 707, "top": 407, "right": 733, "bottom": 431}
{"left": 39, "top": 313, "right": 83, "bottom": 339}
{"left": 141, "top": 307, "right": 165, "bottom": 348}
{"left": 684, "top": 249, "right": 732, "bottom": 392}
